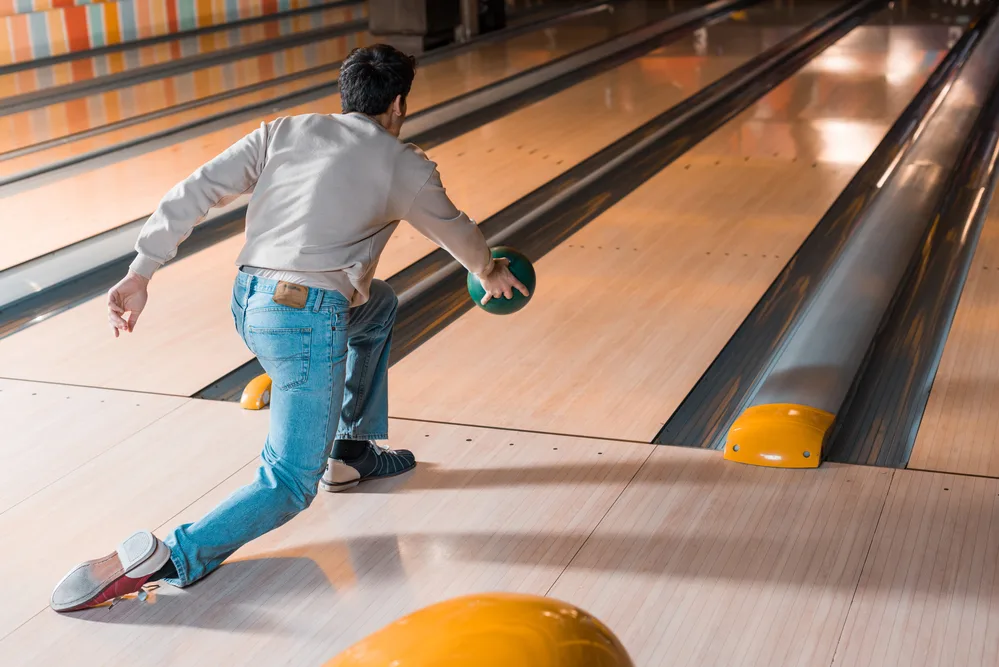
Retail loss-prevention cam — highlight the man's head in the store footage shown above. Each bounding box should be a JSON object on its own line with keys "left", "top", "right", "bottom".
{"left": 338, "top": 44, "right": 417, "bottom": 137}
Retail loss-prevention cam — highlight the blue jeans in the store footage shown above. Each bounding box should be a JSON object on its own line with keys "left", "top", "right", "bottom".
{"left": 162, "top": 271, "right": 396, "bottom": 587}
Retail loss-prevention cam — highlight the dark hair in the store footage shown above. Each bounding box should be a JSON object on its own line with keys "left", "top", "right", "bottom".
{"left": 338, "top": 44, "right": 417, "bottom": 115}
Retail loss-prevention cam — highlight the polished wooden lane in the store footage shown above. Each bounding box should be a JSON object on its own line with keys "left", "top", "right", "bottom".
{"left": 387, "top": 22, "right": 947, "bottom": 443}
{"left": 907, "top": 198, "right": 999, "bottom": 477}
{"left": 0, "top": 30, "right": 369, "bottom": 159}
{"left": 0, "top": 403, "right": 651, "bottom": 660}
{"left": 0, "top": 238, "right": 247, "bottom": 395}
{"left": 0, "top": 9, "right": 798, "bottom": 395}
{"left": 0, "top": 2, "right": 367, "bottom": 100}
{"left": 0, "top": 0, "right": 637, "bottom": 167}
{"left": 0, "top": 0, "right": 683, "bottom": 271}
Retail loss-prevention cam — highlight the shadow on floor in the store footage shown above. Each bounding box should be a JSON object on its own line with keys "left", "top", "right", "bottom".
{"left": 360, "top": 450, "right": 849, "bottom": 492}
{"left": 67, "top": 543, "right": 383, "bottom": 632}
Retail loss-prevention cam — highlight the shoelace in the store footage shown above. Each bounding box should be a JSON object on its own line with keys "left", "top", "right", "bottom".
{"left": 108, "top": 583, "right": 160, "bottom": 610}
{"left": 329, "top": 442, "right": 396, "bottom": 463}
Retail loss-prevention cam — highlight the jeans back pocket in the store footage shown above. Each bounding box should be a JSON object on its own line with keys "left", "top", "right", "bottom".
{"left": 245, "top": 326, "right": 312, "bottom": 391}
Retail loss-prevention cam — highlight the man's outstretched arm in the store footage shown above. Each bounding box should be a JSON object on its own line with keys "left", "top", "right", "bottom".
{"left": 130, "top": 123, "right": 269, "bottom": 279}
{"left": 108, "top": 124, "right": 268, "bottom": 337}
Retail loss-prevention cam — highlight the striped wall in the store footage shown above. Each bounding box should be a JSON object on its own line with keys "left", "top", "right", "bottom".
{"left": 0, "top": 3, "right": 361, "bottom": 97}
{"left": 0, "top": 0, "right": 356, "bottom": 65}
{"left": 1, "top": 0, "right": 120, "bottom": 18}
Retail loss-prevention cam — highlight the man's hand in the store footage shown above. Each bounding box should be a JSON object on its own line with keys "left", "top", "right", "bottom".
{"left": 107, "top": 270, "right": 150, "bottom": 338}
{"left": 476, "top": 258, "right": 529, "bottom": 305}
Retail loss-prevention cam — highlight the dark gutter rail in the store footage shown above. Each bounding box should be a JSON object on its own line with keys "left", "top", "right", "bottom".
{"left": 826, "top": 76, "right": 999, "bottom": 467}
{"left": 653, "top": 2, "right": 998, "bottom": 450}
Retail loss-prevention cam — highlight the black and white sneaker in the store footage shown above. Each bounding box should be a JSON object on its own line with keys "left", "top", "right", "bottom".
{"left": 320, "top": 441, "right": 416, "bottom": 492}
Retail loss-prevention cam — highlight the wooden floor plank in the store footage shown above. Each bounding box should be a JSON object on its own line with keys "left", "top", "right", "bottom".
{"left": 0, "top": 398, "right": 268, "bottom": 640}
{"left": 832, "top": 469, "right": 999, "bottom": 667}
{"left": 0, "top": 378, "right": 187, "bottom": 515}
{"left": 908, "top": 199, "right": 999, "bottom": 476}
{"left": 0, "top": 418, "right": 651, "bottom": 665}
{"left": 548, "top": 446, "right": 892, "bottom": 667}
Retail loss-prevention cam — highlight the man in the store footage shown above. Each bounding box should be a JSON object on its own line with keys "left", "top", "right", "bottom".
{"left": 50, "top": 44, "right": 527, "bottom": 613}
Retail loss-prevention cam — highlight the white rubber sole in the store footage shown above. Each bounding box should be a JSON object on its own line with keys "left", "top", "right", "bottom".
{"left": 50, "top": 530, "right": 168, "bottom": 612}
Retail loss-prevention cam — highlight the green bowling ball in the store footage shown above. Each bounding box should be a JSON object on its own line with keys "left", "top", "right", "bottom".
{"left": 467, "top": 246, "right": 536, "bottom": 315}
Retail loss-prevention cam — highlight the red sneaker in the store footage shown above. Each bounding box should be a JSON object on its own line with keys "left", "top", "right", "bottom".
{"left": 50, "top": 530, "right": 170, "bottom": 613}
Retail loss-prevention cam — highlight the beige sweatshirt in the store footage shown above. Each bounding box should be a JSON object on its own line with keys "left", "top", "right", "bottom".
{"left": 129, "top": 112, "right": 493, "bottom": 306}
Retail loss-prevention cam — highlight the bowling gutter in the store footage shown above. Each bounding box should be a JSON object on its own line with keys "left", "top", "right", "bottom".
{"left": 0, "top": 0, "right": 742, "bottom": 191}
{"left": 655, "top": 0, "right": 998, "bottom": 452}
{"left": 825, "top": 62, "right": 999, "bottom": 467}
{"left": 0, "top": 2, "right": 368, "bottom": 117}
{"left": 0, "top": 0, "right": 757, "bottom": 334}
{"left": 0, "top": 0, "right": 614, "bottom": 173}
{"left": 197, "top": 0, "right": 886, "bottom": 402}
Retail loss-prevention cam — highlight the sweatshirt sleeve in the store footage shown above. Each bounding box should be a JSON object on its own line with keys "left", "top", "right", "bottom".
{"left": 129, "top": 123, "right": 269, "bottom": 278}
{"left": 403, "top": 168, "right": 492, "bottom": 277}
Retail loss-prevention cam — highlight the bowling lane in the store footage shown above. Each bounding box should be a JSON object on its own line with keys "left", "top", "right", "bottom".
{"left": 386, "top": 15, "right": 954, "bottom": 443}
{"left": 906, "top": 196, "right": 999, "bottom": 477}
{"left": 0, "top": 0, "right": 609, "bottom": 168}
{"left": 0, "top": 0, "right": 691, "bottom": 271}
{"left": 0, "top": 25, "right": 371, "bottom": 158}
{"left": 0, "top": 1, "right": 366, "bottom": 101}
{"left": 0, "top": 4, "right": 827, "bottom": 396}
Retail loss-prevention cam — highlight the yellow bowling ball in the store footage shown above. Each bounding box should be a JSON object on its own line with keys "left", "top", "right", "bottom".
{"left": 325, "top": 593, "right": 633, "bottom": 667}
